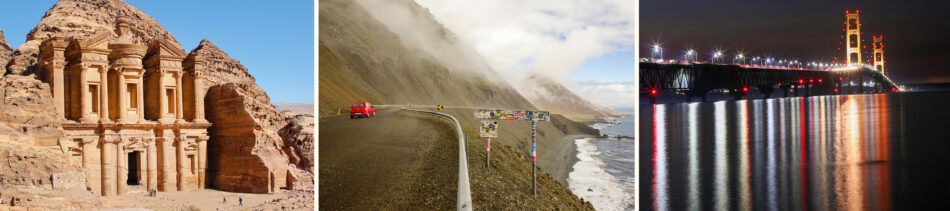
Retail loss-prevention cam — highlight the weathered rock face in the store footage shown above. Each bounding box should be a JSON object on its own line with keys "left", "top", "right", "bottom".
{"left": 193, "top": 40, "right": 302, "bottom": 193}
{"left": 205, "top": 83, "right": 290, "bottom": 193}
{"left": 6, "top": 0, "right": 178, "bottom": 76}
{"left": 0, "top": 75, "right": 62, "bottom": 145}
{"left": 279, "top": 113, "right": 314, "bottom": 173}
{"left": 0, "top": 75, "right": 78, "bottom": 195}
{"left": 188, "top": 40, "right": 256, "bottom": 86}
{"left": 0, "top": 30, "right": 13, "bottom": 76}
{"left": 0, "top": 141, "right": 83, "bottom": 190}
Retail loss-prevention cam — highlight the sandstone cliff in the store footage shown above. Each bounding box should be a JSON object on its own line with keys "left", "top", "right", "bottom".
{"left": 0, "top": 75, "right": 82, "bottom": 194}
{"left": 0, "top": 75, "right": 62, "bottom": 146}
{"left": 187, "top": 39, "right": 257, "bottom": 86}
{"left": 279, "top": 113, "right": 314, "bottom": 173}
{"left": 0, "top": 30, "right": 12, "bottom": 76}
{"left": 0, "top": 141, "right": 83, "bottom": 189}
{"left": 190, "top": 40, "right": 308, "bottom": 193}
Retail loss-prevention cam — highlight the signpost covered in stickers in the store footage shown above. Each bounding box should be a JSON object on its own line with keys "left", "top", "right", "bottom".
{"left": 480, "top": 120, "right": 498, "bottom": 168}
{"left": 475, "top": 109, "right": 550, "bottom": 195}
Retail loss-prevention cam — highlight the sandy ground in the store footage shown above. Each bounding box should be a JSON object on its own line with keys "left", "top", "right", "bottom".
{"left": 105, "top": 187, "right": 313, "bottom": 211}
{"left": 0, "top": 184, "right": 313, "bottom": 211}
{"left": 319, "top": 108, "right": 457, "bottom": 210}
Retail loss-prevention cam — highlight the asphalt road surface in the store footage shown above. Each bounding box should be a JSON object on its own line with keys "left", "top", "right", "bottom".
{"left": 319, "top": 108, "right": 457, "bottom": 210}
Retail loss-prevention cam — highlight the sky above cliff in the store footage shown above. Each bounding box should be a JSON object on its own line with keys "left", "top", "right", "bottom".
{"left": 414, "top": 0, "right": 636, "bottom": 110}
{"left": 0, "top": 0, "right": 314, "bottom": 103}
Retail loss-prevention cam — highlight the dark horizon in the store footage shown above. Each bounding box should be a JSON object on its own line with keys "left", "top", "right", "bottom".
{"left": 641, "top": 0, "right": 950, "bottom": 84}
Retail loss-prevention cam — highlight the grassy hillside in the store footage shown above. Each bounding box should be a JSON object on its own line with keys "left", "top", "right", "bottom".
{"left": 318, "top": 0, "right": 535, "bottom": 117}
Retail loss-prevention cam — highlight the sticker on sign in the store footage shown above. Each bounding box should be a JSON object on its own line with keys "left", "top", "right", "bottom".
{"left": 480, "top": 120, "right": 498, "bottom": 138}
{"left": 474, "top": 109, "right": 550, "bottom": 121}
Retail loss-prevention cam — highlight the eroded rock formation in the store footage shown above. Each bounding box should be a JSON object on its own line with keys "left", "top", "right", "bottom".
{"left": 0, "top": 30, "right": 12, "bottom": 76}
{"left": 192, "top": 40, "right": 304, "bottom": 193}
{"left": 0, "top": 75, "right": 62, "bottom": 145}
{"left": 0, "top": 142, "right": 83, "bottom": 189}
{"left": 205, "top": 83, "right": 289, "bottom": 193}
{"left": 279, "top": 112, "right": 314, "bottom": 173}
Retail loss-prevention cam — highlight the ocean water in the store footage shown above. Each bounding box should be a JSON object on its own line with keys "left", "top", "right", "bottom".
{"left": 640, "top": 91, "right": 950, "bottom": 210}
{"left": 568, "top": 116, "right": 636, "bottom": 210}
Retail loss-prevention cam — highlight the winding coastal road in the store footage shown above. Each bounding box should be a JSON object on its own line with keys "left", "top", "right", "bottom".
{"left": 318, "top": 108, "right": 458, "bottom": 210}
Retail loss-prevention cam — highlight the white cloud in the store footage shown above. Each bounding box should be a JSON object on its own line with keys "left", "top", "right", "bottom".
{"left": 414, "top": 0, "right": 636, "bottom": 81}
{"left": 565, "top": 81, "right": 637, "bottom": 110}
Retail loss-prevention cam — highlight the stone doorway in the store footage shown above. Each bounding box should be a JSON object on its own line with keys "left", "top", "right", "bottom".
{"left": 127, "top": 152, "right": 140, "bottom": 185}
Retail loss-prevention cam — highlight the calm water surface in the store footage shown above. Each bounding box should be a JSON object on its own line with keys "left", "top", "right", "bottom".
{"left": 640, "top": 91, "right": 950, "bottom": 210}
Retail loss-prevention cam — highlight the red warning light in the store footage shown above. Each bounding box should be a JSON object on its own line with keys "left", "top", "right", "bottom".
{"left": 819, "top": 78, "right": 823, "bottom": 83}
{"left": 650, "top": 89, "right": 657, "bottom": 95}
{"left": 835, "top": 88, "right": 839, "bottom": 93}
{"left": 799, "top": 79, "right": 804, "bottom": 84}
{"left": 742, "top": 87, "right": 749, "bottom": 92}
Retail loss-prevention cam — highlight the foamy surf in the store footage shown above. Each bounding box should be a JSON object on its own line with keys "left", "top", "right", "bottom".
{"left": 567, "top": 138, "right": 634, "bottom": 211}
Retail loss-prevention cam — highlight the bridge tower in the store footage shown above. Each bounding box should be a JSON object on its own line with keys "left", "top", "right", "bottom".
{"left": 873, "top": 35, "right": 886, "bottom": 74}
{"left": 845, "top": 10, "right": 862, "bottom": 66}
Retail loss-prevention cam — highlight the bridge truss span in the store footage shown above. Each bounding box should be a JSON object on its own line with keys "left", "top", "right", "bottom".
{"left": 640, "top": 62, "right": 899, "bottom": 103}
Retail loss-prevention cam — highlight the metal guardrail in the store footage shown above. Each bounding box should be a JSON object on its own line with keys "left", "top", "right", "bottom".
{"left": 402, "top": 108, "right": 473, "bottom": 210}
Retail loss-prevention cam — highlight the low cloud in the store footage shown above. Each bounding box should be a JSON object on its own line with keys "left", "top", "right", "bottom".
{"left": 414, "top": 0, "right": 636, "bottom": 82}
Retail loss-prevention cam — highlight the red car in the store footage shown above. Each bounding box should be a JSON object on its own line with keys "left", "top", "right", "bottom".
{"left": 350, "top": 102, "right": 375, "bottom": 118}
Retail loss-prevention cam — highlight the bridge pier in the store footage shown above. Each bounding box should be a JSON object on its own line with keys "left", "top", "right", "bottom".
{"left": 730, "top": 88, "right": 746, "bottom": 100}
{"left": 835, "top": 81, "right": 841, "bottom": 95}
{"left": 758, "top": 85, "right": 775, "bottom": 99}
{"left": 781, "top": 85, "right": 791, "bottom": 97}
{"left": 805, "top": 84, "right": 811, "bottom": 97}
{"left": 685, "top": 89, "right": 709, "bottom": 103}
{"left": 858, "top": 76, "right": 865, "bottom": 94}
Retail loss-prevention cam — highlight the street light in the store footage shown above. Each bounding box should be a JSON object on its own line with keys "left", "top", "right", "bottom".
{"left": 684, "top": 49, "right": 696, "bottom": 61}
{"left": 735, "top": 53, "right": 745, "bottom": 64}
{"left": 712, "top": 50, "right": 724, "bottom": 63}
{"left": 651, "top": 44, "right": 663, "bottom": 60}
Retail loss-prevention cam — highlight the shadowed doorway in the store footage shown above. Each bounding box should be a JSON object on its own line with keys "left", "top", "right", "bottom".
{"left": 128, "top": 152, "right": 140, "bottom": 185}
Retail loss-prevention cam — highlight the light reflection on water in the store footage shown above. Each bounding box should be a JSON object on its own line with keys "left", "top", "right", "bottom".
{"left": 641, "top": 92, "right": 950, "bottom": 210}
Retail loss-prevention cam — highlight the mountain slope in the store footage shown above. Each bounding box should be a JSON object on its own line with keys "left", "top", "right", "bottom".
{"left": 319, "top": 0, "right": 618, "bottom": 122}
{"left": 318, "top": 0, "right": 535, "bottom": 117}
{"left": 521, "top": 75, "right": 621, "bottom": 122}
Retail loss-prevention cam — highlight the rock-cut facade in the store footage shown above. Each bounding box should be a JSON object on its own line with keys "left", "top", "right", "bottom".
{"left": 37, "top": 17, "right": 211, "bottom": 196}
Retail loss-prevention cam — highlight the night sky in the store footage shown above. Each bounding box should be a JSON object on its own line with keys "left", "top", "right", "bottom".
{"left": 641, "top": 0, "right": 950, "bottom": 84}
